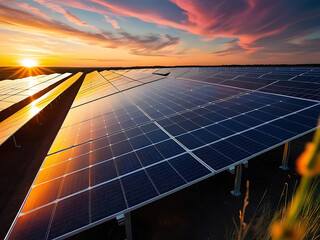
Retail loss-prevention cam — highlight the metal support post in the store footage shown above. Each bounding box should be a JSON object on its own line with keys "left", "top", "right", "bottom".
{"left": 116, "top": 213, "right": 132, "bottom": 240}
{"left": 231, "top": 164, "right": 242, "bottom": 197}
{"left": 279, "top": 141, "right": 291, "bottom": 170}
{"left": 12, "top": 135, "right": 21, "bottom": 149}
{"left": 124, "top": 213, "right": 132, "bottom": 240}
{"left": 36, "top": 115, "right": 42, "bottom": 125}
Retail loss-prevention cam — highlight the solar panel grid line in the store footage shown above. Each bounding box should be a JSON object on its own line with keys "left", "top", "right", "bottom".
{"left": 42, "top": 124, "right": 170, "bottom": 172}
{"left": 105, "top": 76, "right": 217, "bottom": 174}
{"left": 114, "top": 70, "right": 157, "bottom": 82}
{"left": 153, "top": 121, "right": 216, "bottom": 173}
{"left": 179, "top": 75, "right": 320, "bottom": 104}
{"left": 48, "top": 104, "right": 154, "bottom": 154}
{"left": 258, "top": 72, "right": 272, "bottom": 78}
{"left": 7, "top": 67, "right": 320, "bottom": 240}
{"left": 46, "top": 168, "right": 214, "bottom": 240}
{"left": 253, "top": 79, "right": 280, "bottom": 91}
{"left": 169, "top": 100, "right": 279, "bottom": 140}
{"left": 70, "top": 71, "right": 162, "bottom": 110}
{"left": 0, "top": 73, "right": 72, "bottom": 114}
{"left": 3, "top": 72, "right": 81, "bottom": 239}
{"left": 122, "top": 79, "right": 250, "bottom": 123}
{"left": 0, "top": 73, "right": 83, "bottom": 146}
{"left": 17, "top": 149, "right": 194, "bottom": 219}
{"left": 0, "top": 74, "right": 53, "bottom": 96}
{"left": 100, "top": 73, "right": 218, "bottom": 175}
{"left": 180, "top": 102, "right": 319, "bottom": 152}
{"left": 22, "top": 120, "right": 319, "bottom": 240}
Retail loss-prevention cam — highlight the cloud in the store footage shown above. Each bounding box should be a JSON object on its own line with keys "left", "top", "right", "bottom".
{"left": 104, "top": 15, "right": 119, "bottom": 29}
{"left": 12, "top": 2, "right": 51, "bottom": 20}
{"left": 212, "top": 39, "right": 246, "bottom": 56}
{"left": 0, "top": 3, "right": 181, "bottom": 56}
{"left": 32, "top": 0, "right": 96, "bottom": 29}
{"left": 54, "top": 0, "right": 320, "bottom": 55}
{"left": 78, "top": 58, "right": 132, "bottom": 62}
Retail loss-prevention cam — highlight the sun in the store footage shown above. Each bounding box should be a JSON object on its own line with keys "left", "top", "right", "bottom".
{"left": 20, "top": 59, "right": 38, "bottom": 68}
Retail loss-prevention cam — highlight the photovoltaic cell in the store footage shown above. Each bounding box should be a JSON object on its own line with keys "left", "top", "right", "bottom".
{"left": 7, "top": 67, "right": 320, "bottom": 240}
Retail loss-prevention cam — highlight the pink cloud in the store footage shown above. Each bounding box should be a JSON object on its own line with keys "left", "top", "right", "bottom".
{"left": 0, "top": 3, "right": 182, "bottom": 56}
{"left": 12, "top": 2, "right": 51, "bottom": 20}
{"left": 33, "top": 0, "right": 96, "bottom": 29}
{"left": 104, "top": 15, "right": 119, "bottom": 29}
{"left": 58, "top": 0, "right": 319, "bottom": 54}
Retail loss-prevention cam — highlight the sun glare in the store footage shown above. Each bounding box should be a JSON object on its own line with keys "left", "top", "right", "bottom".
{"left": 20, "top": 59, "right": 38, "bottom": 68}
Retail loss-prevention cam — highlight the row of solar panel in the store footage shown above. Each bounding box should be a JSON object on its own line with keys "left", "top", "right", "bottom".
{"left": 9, "top": 103, "right": 319, "bottom": 240}
{"left": 0, "top": 73, "right": 72, "bottom": 112}
{"left": 70, "top": 70, "right": 163, "bottom": 108}
{"left": 163, "top": 68, "right": 320, "bottom": 101}
{"left": 7, "top": 67, "right": 320, "bottom": 240}
{"left": 0, "top": 73, "right": 82, "bottom": 146}
{"left": 21, "top": 79, "right": 319, "bottom": 215}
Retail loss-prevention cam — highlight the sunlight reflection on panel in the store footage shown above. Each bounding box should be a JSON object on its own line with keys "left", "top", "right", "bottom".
{"left": 0, "top": 72, "right": 83, "bottom": 146}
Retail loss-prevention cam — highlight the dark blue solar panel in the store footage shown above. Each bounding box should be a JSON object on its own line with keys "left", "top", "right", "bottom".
{"left": 135, "top": 145, "right": 165, "bottom": 167}
{"left": 121, "top": 170, "right": 158, "bottom": 207}
{"left": 9, "top": 68, "right": 320, "bottom": 240}
{"left": 59, "top": 169, "right": 89, "bottom": 198}
{"left": 193, "top": 146, "right": 234, "bottom": 170}
{"left": 48, "top": 191, "right": 89, "bottom": 239}
{"left": 168, "top": 154, "right": 211, "bottom": 182}
{"left": 245, "top": 110, "right": 277, "bottom": 121}
{"left": 114, "top": 152, "right": 142, "bottom": 175}
{"left": 108, "top": 132, "right": 126, "bottom": 144}
{"left": 140, "top": 123, "right": 158, "bottom": 133}
{"left": 191, "top": 128, "right": 220, "bottom": 144}
{"left": 284, "top": 114, "right": 318, "bottom": 127}
{"left": 219, "top": 119, "right": 249, "bottom": 132}
{"left": 205, "top": 124, "right": 235, "bottom": 138}
{"left": 111, "top": 140, "right": 133, "bottom": 156}
{"left": 163, "top": 124, "right": 186, "bottom": 136}
{"left": 129, "top": 135, "right": 152, "bottom": 149}
{"left": 178, "top": 120, "right": 200, "bottom": 131}
{"left": 124, "top": 127, "right": 143, "bottom": 138}
{"left": 210, "top": 141, "right": 251, "bottom": 162}
{"left": 8, "top": 204, "right": 54, "bottom": 240}
{"left": 240, "top": 129, "right": 281, "bottom": 147}
{"left": 154, "top": 139, "right": 185, "bottom": 158}
{"left": 146, "top": 162, "right": 186, "bottom": 194}
{"left": 255, "top": 124, "right": 296, "bottom": 141}
{"left": 176, "top": 134, "right": 204, "bottom": 149}
{"left": 90, "top": 180, "right": 126, "bottom": 222}
{"left": 270, "top": 118, "right": 310, "bottom": 135}
{"left": 232, "top": 115, "right": 263, "bottom": 127}
{"left": 227, "top": 134, "right": 267, "bottom": 154}
{"left": 90, "top": 160, "right": 117, "bottom": 186}
{"left": 145, "top": 129, "right": 169, "bottom": 143}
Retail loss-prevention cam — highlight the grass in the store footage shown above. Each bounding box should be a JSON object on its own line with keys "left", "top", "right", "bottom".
{"left": 229, "top": 121, "right": 320, "bottom": 240}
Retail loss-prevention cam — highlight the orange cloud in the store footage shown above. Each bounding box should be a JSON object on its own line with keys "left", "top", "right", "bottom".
{"left": 13, "top": 2, "right": 51, "bottom": 20}
{"left": 0, "top": 4, "right": 181, "bottom": 56}
{"left": 33, "top": 0, "right": 96, "bottom": 29}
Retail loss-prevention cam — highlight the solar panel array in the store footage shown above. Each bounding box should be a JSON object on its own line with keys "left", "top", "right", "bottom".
{"left": 0, "top": 73, "right": 72, "bottom": 113}
{"left": 174, "top": 67, "right": 320, "bottom": 100}
{"left": 6, "top": 67, "right": 320, "bottom": 240}
{"left": 0, "top": 73, "right": 82, "bottom": 146}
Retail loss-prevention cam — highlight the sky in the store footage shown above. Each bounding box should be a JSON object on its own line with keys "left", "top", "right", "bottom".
{"left": 0, "top": 0, "right": 320, "bottom": 67}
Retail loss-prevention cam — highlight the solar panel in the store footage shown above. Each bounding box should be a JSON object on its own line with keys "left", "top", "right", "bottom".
{"left": 6, "top": 67, "right": 320, "bottom": 240}
{"left": 173, "top": 67, "right": 320, "bottom": 101}
{"left": 0, "top": 73, "right": 72, "bottom": 114}
{"left": 0, "top": 73, "right": 83, "bottom": 146}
